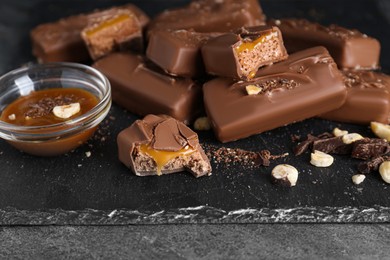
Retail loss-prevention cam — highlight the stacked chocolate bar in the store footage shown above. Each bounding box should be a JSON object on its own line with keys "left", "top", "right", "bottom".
{"left": 30, "top": 0, "right": 388, "bottom": 146}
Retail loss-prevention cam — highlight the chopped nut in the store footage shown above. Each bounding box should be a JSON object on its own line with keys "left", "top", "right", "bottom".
{"left": 8, "top": 114, "right": 16, "bottom": 120}
{"left": 52, "top": 103, "right": 81, "bottom": 119}
{"left": 85, "top": 151, "right": 91, "bottom": 157}
{"left": 245, "top": 85, "right": 262, "bottom": 95}
{"left": 379, "top": 161, "right": 390, "bottom": 184}
{"left": 333, "top": 127, "right": 348, "bottom": 137}
{"left": 371, "top": 122, "right": 390, "bottom": 141}
{"left": 352, "top": 174, "right": 366, "bottom": 185}
{"left": 310, "top": 150, "right": 334, "bottom": 167}
{"left": 194, "top": 117, "right": 211, "bottom": 131}
{"left": 342, "top": 133, "right": 364, "bottom": 144}
{"left": 271, "top": 164, "right": 298, "bottom": 187}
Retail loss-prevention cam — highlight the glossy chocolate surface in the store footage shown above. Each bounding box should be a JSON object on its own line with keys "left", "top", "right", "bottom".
{"left": 204, "top": 47, "right": 347, "bottom": 142}
{"left": 269, "top": 18, "right": 381, "bottom": 70}
{"left": 117, "top": 114, "right": 211, "bottom": 177}
{"left": 201, "top": 26, "right": 288, "bottom": 80}
{"left": 93, "top": 52, "right": 202, "bottom": 124}
{"left": 146, "top": 29, "right": 220, "bottom": 77}
{"left": 147, "top": 0, "right": 265, "bottom": 35}
{"left": 31, "top": 4, "right": 149, "bottom": 63}
{"left": 321, "top": 70, "right": 390, "bottom": 124}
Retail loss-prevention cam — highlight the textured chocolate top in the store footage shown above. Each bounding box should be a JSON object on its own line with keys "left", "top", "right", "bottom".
{"left": 203, "top": 47, "right": 347, "bottom": 142}
{"left": 269, "top": 18, "right": 381, "bottom": 70}
{"left": 148, "top": 0, "right": 265, "bottom": 34}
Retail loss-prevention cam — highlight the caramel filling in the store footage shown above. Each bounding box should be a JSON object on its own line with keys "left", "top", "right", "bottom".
{"left": 85, "top": 14, "right": 133, "bottom": 36}
{"left": 139, "top": 144, "right": 196, "bottom": 176}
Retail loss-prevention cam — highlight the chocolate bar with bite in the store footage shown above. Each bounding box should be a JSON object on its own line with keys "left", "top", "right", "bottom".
{"left": 147, "top": 0, "right": 265, "bottom": 35}
{"left": 203, "top": 47, "right": 347, "bottom": 142}
{"left": 201, "top": 26, "right": 288, "bottom": 80}
{"left": 320, "top": 71, "right": 390, "bottom": 124}
{"left": 269, "top": 18, "right": 381, "bottom": 70}
{"left": 93, "top": 52, "right": 202, "bottom": 124}
{"left": 118, "top": 114, "right": 212, "bottom": 177}
{"left": 81, "top": 10, "right": 143, "bottom": 60}
{"left": 146, "top": 29, "right": 220, "bottom": 77}
{"left": 31, "top": 4, "right": 149, "bottom": 63}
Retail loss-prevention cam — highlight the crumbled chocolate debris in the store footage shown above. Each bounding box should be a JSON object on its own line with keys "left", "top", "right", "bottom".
{"left": 351, "top": 138, "right": 390, "bottom": 160}
{"left": 291, "top": 134, "right": 301, "bottom": 143}
{"left": 206, "top": 146, "right": 288, "bottom": 168}
{"left": 25, "top": 94, "right": 76, "bottom": 118}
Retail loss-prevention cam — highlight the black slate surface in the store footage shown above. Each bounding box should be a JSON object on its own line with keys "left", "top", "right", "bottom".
{"left": 0, "top": 0, "right": 389, "bottom": 225}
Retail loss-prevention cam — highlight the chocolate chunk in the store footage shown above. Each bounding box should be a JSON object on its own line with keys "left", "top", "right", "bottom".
{"left": 201, "top": 26, "right": 288, "bottom": 80}
{"left": 351, "top": 138, "right": 390, "bottom": 160}
{"left": 31, "top": 4, "right": 149, "bottom": 62}
{"left": 270, "top": 18, "right": 381, "bottom": 70}
{"left": 117, "top": 114, "right": 212, "bottom": 177}
{"left": 81, "top": 10, "right": 143, "bottom": 60}
{"left": 312, "top": 136, "right": 352, "bottom": 155}
{"left": 357, "top": 156, "right": 390, "bottom": 174}
{"left": 294, "top": 134, "right": 319, "bottom": 156}
{"left": 146, "top": 29, "right": 220, "bottom": 77}
{"left": 203, "top": 47, "right": 347, "bottom": 142}
{"left": 93, "top": 52, "right": 202, "bottom": 124}
{"left": 148, "top": 0, "right": 265, "bottom": 35}
{"left": 321, "top": 71, "right": 390, "bottom": 124}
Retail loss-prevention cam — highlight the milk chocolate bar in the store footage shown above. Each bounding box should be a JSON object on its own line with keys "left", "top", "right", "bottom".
{"left": 93, "top": 52, "right": 202, "bottom": 124}
{"left": 146, "top": 30, "right": 220, "bottom": 77}
{"left": 203, "top": 47, "right": 347, "bottom": 142}
{"left": 117, "top": 114, "right": 212, "bottom": 177}
{"left": 321, "top": 71, "right": 390, "bottom": 124}
{"left": 147, "top": 0, "right": 265, "bottom": 35}
{"left": 81, "top": 10, "right": 143, "bottom": 60}
{"left": 269, "top": 18, "right": 381, "bottom": 70}
{"left": 202, "top": 26, "right": 288, "bottom": 80}
{"left": 31, "top": 4, "right": 149, "bottom": 63}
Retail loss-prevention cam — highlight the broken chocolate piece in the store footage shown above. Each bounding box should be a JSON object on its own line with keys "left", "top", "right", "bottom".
{"left": 117, "top": 114, "right": 212, "bottom": 177}
{"left": 202, "top": 26, "right": 288, "bottom": 79}
{"left": 148, "top": 0, "right": 265, "bottom": 35}
{"left": 312, "top": 136, "right": 352, "bottom": 155}
{"left": 81, "top": 10, "right": 143, "bottom": 60}
{"left": 93, "top": 52, "right": 203, "bottom": 124}
{"left": 31, "top": 4, "right": 149, "bottom": 62}
{"left": 357, "top": 156, "right": 390, "bottom": 175}
{"left": 351, "top": 138, "right": 390, "bottom": 160}
{"left": 146, "top": 29, "right": 220, "bottom": 77}
{"left": 203, "top": 47, "right": 347, "bottom": 142}
{"left": 321, "top": 71, "right": 390, "bottom": 124}
{"left": 269, "top": 18, "right": 381, "bottom": 70}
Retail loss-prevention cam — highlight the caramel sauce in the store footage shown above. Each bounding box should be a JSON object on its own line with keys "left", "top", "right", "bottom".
{"left": 0, "top": 88, "right": 99, "bottom": 126}
{"left": 85, "top": 14, "right": 133, "bottom": 36}
{"left": 139, "top": 144, "right": 196, "bottom": 176}
{"left": 235, "top": 34, "right": 267, "bottom": 54}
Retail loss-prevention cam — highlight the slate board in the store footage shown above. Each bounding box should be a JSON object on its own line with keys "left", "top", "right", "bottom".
{"left": 0, "top": 0, "right": 390, "bottom": 225}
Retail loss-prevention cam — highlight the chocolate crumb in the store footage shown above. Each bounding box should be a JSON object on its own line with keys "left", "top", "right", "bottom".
{"left": 351, "top": 138, "right": 390, "bottom": 160}
{"left": 25, "top": 94, "right": 76, "bottom": 118}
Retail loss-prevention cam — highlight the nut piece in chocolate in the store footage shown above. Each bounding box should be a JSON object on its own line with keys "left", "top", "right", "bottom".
{"left": 117, "top": 114, "right": 212, "bottom": 177}
{"left": 202, "top": 26, "right": 288, "bottom": 80}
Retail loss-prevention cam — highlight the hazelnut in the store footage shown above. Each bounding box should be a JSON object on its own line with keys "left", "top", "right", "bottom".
{"left": 194, "top": 117, "right": 211, "bottom": 131}
{"left": 371, "top": 122, "right": 390, "bottom": 141}
{"left": 379, "top": 161, "right": 390, "bottom": 184}
{"left": 352, "top": 174, "right": 366, "bottom": 185}
{"left": 53, "top": 103, "right": 81, "bottom": 119}
{"left": 342, "top": 133, "right": 364, "bottom": 144}
{"left": 271, "top": 164, "right": 298, "bottom": 187}
{"left": 8, "top": 114, "right": 16, "bottom": 121}
{"left": 310, "top": 150, "right": 334, "bottom": 167}
{"left": 333, "top": 127, "right": 348, "bottom": 137}
{"left": 245, "top": 85, "right": 262, "bottom": 95}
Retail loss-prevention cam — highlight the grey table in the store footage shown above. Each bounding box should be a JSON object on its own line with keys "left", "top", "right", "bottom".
{"left": 1, "top": 0, "right": 390, "bottom": 259}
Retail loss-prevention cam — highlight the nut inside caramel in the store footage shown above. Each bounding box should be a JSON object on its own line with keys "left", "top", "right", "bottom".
{"left": 139, "top": 144, "right": 196, "bottom": 176}
{"left": 0, "top": 88, "right": 99, "bottom": 126}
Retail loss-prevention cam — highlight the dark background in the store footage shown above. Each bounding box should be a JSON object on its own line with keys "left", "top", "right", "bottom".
{"left": 1, "top": 0, "right": 390, "bottom": 258}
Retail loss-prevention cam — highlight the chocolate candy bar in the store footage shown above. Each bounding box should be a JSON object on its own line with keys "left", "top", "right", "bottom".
{"left": 31, "top": 4, "right": 149, "bottom": 63}
{"left": 321, "top": 71, "right": 390, "bottom": 124}
{"left": 93, "top": 52, "right": 202, "bottom": 124}
{"left": 146, "top": 29, "right": 220, "bottom": 77}
{"left": 117, "top": 114, "right": 212, "bottom": 177}
{"left": 81, "top": 10, "right": 143, "bottom": 60}
{"left": 201, "top": 26, "right": 288, "bottom": 80}
{"left": 148, "top": 0, "right": 265, "bottom": 35}
{"left": 269, "top": 18, "right": 381, "bottom": 70}
{"left": 203, "top": 47, "right": 347, "bottom": 142}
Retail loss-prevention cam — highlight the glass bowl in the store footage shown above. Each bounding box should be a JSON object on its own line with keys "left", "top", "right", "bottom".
{"left": 0, "top": 63, "right": 111, "bottom": 156}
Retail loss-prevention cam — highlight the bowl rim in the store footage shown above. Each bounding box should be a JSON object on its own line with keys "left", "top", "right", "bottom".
{"left": 0, "top": 62, "right": 111, "bottom": 139}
